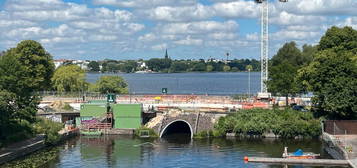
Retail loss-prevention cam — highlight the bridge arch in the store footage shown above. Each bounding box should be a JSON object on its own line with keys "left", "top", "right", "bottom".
{"left": 160, "top": 119, "right": 193, "bottom": 139}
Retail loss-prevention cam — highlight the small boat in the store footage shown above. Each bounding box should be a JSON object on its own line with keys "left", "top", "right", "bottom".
{"left": 282, "top": 147, "right": 320, "bottom": 159}
{"left": 80, "top": 129, "right": 102, "bottom": 136}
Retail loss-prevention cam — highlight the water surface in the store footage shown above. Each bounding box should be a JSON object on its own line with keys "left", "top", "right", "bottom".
{"left": 86, "top": 72, "right": 261, "bottom": 95}
{"left": 41, "top": 136, "right": 347, "bottom": 168}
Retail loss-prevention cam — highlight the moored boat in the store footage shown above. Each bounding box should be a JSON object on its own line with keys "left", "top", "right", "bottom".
{"left": 282, "top": 147, "right": 320, "bottom": 159}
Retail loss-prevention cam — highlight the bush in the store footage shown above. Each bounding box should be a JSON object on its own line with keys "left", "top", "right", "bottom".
{"left": 214, "top": 108, "right": 321, "bottom": 138}
{"left": 34, "top": 118, "right": 63, "bottom": 145}
{"left": 134, "top": 126, "right": 158, "bottom": 138}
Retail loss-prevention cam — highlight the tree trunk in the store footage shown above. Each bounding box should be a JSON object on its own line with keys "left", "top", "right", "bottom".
{"left": 285, "top": 95, "right": 289, "bottom": 107}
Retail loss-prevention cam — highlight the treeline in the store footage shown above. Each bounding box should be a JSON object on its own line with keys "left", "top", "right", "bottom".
{"left": 87, "top": 58, "right": 260, "bottom": 73}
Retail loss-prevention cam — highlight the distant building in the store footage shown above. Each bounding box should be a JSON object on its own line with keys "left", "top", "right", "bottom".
{"left": 165, "top": 49, "right": 169, "bottom": 59}
{"left": 53, "top": 59, "right": 67, "bottom": 69}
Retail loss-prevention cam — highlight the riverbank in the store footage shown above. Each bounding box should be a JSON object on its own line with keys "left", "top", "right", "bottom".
{"left": 0, "top": 129, "right": 78, "bottom": 165}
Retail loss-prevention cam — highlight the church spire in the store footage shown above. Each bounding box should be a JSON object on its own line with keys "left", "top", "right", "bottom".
{"left": 165, "top": 49, "right": 168, "bottom": 59}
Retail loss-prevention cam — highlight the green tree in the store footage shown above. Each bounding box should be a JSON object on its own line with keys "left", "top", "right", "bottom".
{"left": 0, "top": 40, "right": 55, "bottom": 142}
{"left": 51, "top": 65, "right": 88, "bottom": 92}
{"left": 271, "top": 41, "right": 304, "bottom": 67}
{"left": 94, "top": 76, "right": 128, "bottom": 94}
{"left": 0, "top": 40, "right": 54, "bottom": 92}
{"left": 301, "top": 44, "right": 317, "bottom": 65}
{"left": 268, "top": 42, "right": 302, "bottom": 106}
{"left": 88, "top": 61, "right": 100, "bottom": 72}
{"left": 267, "top": 61, "right": 298, "bottom": 106}
{"left": 206, "top": 65, "right": 214, "bottom": 72}
{"left": 223, "top": 65, "right": 231, "bottom": 72}
{"left": 170, "top": 62, "right": 188, "bottom": 72}
{"left": 298, "top": 26, "right": 357, "bottom": 119}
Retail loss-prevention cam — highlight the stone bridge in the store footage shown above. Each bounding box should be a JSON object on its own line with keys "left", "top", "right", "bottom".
{"left": 149, "top": 112, "right": 227, "bottom": 138}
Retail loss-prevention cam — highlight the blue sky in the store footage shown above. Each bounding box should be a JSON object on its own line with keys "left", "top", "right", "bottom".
{"left": 0, "top": 0, "right": 356, "bottom": 60}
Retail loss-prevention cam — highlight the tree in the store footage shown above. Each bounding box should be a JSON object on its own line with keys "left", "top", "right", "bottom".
{"left": 51, "top": 65, "right": 88, "bottom": 92}
{"left": 0, "top": 40, "right": 54, "bottom": 142}
{"left": 170, "top": 62, "right": 188, "bottom": 72}
{"left": 268, "top": 41, "right": 302, "bottom": 106}
{"left": 267, "top": 61, "right": 298, "bottom": 106}
{"left": 298, "top": 50, "right": 357, "bottom": 119}
{"left": 223, "top": 65, "right": 231, "bottom": 72}
{"left": 88, "top": 61, "right": 100, "bottom": 72}
{"left": 206, "top": 65, "right": 214, "bottom": 72}
{"left": 94, "top": 76, "right": 128, "bottom": 94}
{"left": 0, "top": 40, "right": 54, "bottom": 92}
{"left": 298, "top": 26, "right": 357, "bottom": 119}
{"left": 271, "top": 41, "right": 304, "bottom": 67}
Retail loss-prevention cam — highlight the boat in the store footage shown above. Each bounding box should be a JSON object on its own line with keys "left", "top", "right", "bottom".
{"left": 282, "top": 147, "right": 320, "bottom": 159}
{"left": 80, "top": 129, "right": 102, "bottom": 136}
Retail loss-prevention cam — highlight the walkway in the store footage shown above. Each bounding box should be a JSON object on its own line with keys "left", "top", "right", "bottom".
{"left": 0, "top": 135, "right": 45, "bottom": 165}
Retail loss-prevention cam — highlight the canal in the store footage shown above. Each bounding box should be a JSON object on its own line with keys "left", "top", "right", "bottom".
{"left": 2, "top": 135, "right": 348, "bottom": 168}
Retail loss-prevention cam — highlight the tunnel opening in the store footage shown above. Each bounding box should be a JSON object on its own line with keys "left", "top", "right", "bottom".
{"left": 160, "top": 120, "right": 192, "bottom": 140}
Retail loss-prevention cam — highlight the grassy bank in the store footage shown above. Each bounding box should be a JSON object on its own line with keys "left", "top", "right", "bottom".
{"left": 214, "top": 108, "right": 321, "bottom": 138}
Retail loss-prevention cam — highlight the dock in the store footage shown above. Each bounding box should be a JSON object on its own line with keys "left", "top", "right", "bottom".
{"left": 246, "top": 157, "right": 350, "bottom": 166}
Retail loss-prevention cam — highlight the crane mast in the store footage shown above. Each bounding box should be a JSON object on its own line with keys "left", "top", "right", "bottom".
{"left": 260, "top": 0, "right": 268, "bottom": 93}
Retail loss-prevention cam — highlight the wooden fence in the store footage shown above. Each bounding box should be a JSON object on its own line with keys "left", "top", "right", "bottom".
{"left": 324, "top": 120, "right": 357, "bottom": 135}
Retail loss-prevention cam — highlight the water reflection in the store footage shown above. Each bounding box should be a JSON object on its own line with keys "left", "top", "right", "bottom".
{"left": 47, "top": 136, "right": 349, "bottom": 168}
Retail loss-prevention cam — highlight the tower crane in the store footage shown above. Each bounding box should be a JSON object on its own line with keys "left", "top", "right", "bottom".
{"left": 255, "top": 0, "right": 287, "bottom": 98}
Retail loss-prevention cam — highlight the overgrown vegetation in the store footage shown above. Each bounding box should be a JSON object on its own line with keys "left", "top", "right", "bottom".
{"left": 134, "top": 126, "right": 158, "bottom": 138}
{"left": 193, "top": 130, "right": 225, "bottom": 138}
{"left": 33, "top": 118, "right": 64, "bottom": 145}
{"left": 1, "top": 147, "right": 59, "bottom": 168}
{"left": 214, "top": 108, "right": 321, "bottom": 139}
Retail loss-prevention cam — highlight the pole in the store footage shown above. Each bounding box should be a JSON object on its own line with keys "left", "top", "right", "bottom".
{"left": 248, "top": 69, "right": 251, "bottom": 99}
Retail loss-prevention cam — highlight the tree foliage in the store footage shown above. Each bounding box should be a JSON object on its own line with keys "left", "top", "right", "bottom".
{"left": 298, "top": 26, "right": 357, "bottom": 119}
{"left": 0, "top": 40, "right": 55, "bottom": 143}
{"left": 214, "top": 108, "right": 321, "bottom": 138}
{"left": 51, "top": 65, "right": 88, "bottom": 92}
{"left": 93, "top": 76, "right": 128, "bottom": 94}
{"left": 267, "top": 42, "right": 312, "bottom": 104}
{"left": 88, "top": 61, "right": 100, "bottom": 72}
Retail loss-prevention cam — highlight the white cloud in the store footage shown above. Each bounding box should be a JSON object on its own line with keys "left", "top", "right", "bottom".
{"left": 270, "top": 11, "right": 326, "bottom": 25}
{"left": 208, "top": 32, "right": 236, "bottom": 40}
{"left": 151, "top": 43, "right": 167, "bottom": 50}
{"left": 245, "top": 33, "right": 258, "bottom": 41}
{"left": 271, "top": 30, "right": 321, "bottom": 41}
{"left": 159, "top": 20, "right": 238, "bottom": 35}
{"left": 174, "top": 36, "right": 202, "bottom": 46}
{"left": 212, "top": 1, "right": 259, "bottom": 18}
{"left": 138, "top": 33, "right": 157, "bottom": 42}
{"left": 273, "top": 0, "right": 357, "bottom": 15}
{"left": 141, "top": 4, "right": 212, "bottom": 22}
{"left": 92, "top": 0, "right": 197, "bottom": 8}
{"left": 338, "top": 17, "right": 357, "bottom": 29}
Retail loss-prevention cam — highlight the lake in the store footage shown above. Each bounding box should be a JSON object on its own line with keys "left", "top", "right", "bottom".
{"left": 87, "top": 72, "right": 261, "bottom": 95}
{"left": 4, "top": 136, "right": 347, "bottom": 168}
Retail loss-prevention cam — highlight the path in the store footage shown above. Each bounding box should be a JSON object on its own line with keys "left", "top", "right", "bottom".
{"left": 0, "top": 135, "right": 45, "bottom": 165}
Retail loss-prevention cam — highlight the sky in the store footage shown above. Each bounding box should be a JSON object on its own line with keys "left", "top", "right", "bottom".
{"left": 0, "top": 0, "right": 356, "bottom": 60}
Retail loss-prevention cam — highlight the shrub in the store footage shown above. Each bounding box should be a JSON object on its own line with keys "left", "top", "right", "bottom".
{"left": 134, "top": 126, "right": 158, "bottom": 138}
{"left": 214, "top": 108, "right": 321, "bottom": 138}
{"left": 34, "top": 118, "right": 63, "bottom": 145}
